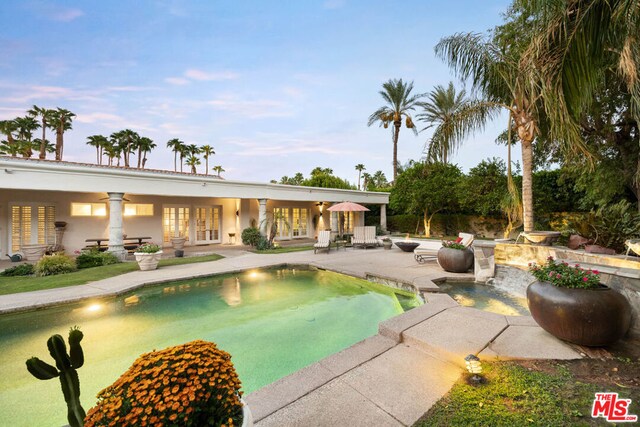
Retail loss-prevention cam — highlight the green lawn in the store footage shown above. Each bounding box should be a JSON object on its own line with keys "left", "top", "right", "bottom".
{"left": 0, "top": 254, "right": 224, "bottom": 296}
{"left": 252, "top": 245, "right": 314, "bottom": 254}
{"left": 415, "top": 360, "right": 638, "bottom": 426}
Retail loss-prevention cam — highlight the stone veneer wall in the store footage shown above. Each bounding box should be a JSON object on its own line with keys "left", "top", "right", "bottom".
{"left": 481, "top": 243, "right": 640, "bottom": 338}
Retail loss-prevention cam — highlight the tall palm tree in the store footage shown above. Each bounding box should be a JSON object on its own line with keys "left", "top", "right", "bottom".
{"left": 86, "top": 135, "right": 109, "bottom": 165}
{"left": 28, "top": 105, "right": 55, "bottom": 160}
{"left": 200, "top": 145, "right": 215, "bottom": 175}
{"left": 367, "top": 79, "right": 424, "bottom": 181}
{"left": 362, "top": 172, "right": 372, "bottom": 191}
{"left": 183, "top": 144, "right": 200, "bottom": 173}
{"left": 14, "top": 116, "right": 40, "bottom": 158}
{"left": 103, "top": 140, "right": 121, "bottom": 166}
{"left": 417, "top": 82, "right": 475, "bottom": 164}
{"left": 166, "top": 138, "right": 184, "bottom": 172}
{"left": 212, "top": 165, "right": 225, "bottom": 177}
{"left": 355, "top": 164, "right": 366, "bottom": 190}
{"left": 185, "top": 155, "right": 201, "bottom": 174}
{"left": 0, "top": 120, "right": 18, "bottom": 156}
{"left": 49, "top": 108, "right": 75, "bottom": 161}
{"left": 137, "top": 137, "right": 156, "bottom": 169}
{"left": 372, "top": 170, "right": 388, "bottom": 188}
{"left": 434, "top": 33, "right": 545, "bottom": 231}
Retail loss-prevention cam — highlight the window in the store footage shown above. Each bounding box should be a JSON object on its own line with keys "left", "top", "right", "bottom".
{"left": 71, "top": 203, "right": 107, "bottom": 217}
{"left": 11, "top": 205, "right": 55, "bottom": 252}
{"left": 292, "top": 208, "right": 308, "bottom": 237}
{"left": 124, "top": 203, "right": 154, "bottom": 216}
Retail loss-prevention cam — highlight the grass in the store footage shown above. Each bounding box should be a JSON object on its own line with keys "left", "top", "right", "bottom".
{"left": 251, "top": 245, "right": 314, "bottom": 254}
{"left": 415, "top": 360, "right": 638, "bottom": 426}
{"left": 0, "top": 254, "right": 224, "bottom": 296}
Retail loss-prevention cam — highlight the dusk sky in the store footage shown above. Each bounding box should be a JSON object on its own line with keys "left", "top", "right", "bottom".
{"left": 0, "top": 0, "right": 516, "bottom": 183}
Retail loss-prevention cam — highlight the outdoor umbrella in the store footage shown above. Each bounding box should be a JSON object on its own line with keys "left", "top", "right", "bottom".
{"left": 327, "top": 202, "right": 370, "bottom": 236}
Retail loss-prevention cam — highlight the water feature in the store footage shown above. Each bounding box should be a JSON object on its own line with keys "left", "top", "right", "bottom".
{"left": 437, "top": 281, "right": 530, "bottom": 316}
{"left": 0, "top": 267, "right": 419, "bottom": 427}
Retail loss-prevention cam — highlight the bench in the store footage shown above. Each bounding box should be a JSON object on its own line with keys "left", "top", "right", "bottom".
{"left": 85, "top": 236, "right": 152, "bottom": 253}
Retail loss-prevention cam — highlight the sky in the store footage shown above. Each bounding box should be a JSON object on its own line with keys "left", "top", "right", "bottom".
{"left": 0, "top": 0, "right": 517, "bottom": 184}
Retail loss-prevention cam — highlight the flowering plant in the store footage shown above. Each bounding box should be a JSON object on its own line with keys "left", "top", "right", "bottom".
{"left": 84, "top": 340, "right": 243, "bottom": 427}
{"left": 135, "top": 243, "right": 161, "bottom": 254}
{"left": 529, "top": 257, "right": 601, "bottom": 289}
{"left": 441, "top": 240, "right": 465, "bottom": 250}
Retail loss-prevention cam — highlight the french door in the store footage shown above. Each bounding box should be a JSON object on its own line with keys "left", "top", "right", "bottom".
{"left": 195, "top": 206, "right": 221, "bottom": 244}
{"left": 163, "top": 206, "right": 190, "bottom": 244}
{"left": 273, "top": 207, "right": 308, "bottom": 240}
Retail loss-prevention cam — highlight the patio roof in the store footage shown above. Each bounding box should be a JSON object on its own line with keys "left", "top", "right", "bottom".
{"left": 0, "top": 156, "right": 389, "bottom": 204}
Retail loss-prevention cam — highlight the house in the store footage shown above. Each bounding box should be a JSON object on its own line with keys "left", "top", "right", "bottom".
{"left": 0, "top": 157, "right": 389, "bottom": 258}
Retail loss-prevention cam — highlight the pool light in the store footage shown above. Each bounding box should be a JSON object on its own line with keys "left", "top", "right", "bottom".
{"left": 86, "top": 303, "right": 103, "bottom": 313}
{"left": 464, "top": 354, "right": 484, "bottom": 384}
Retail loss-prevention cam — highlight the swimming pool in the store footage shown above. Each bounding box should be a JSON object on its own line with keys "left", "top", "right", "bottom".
{"left": 437, "top": 281, "right": 530, "bottom": 316}
{"left": 0, "top": 267, "right": 419, "bottom": 427}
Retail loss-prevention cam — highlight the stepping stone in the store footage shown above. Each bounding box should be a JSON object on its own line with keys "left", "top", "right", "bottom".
{"left": 483, "top": 325, "right": 581, "bottom": 360}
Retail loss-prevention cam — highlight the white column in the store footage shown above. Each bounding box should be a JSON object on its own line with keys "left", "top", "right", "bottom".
{"left": 330, "top": 206, "right": 338, "bottom": 239}
{"left": 258, "top": 199, "right": 268, "bottom": 236}
{"left": 380, "top": 204, "right": 387, "bottom": 233}
{"left": 107, "top": 192, "right": 127, "bottom": 260}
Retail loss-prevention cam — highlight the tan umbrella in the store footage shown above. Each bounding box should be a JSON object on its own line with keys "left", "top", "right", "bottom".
{"left": 327, "top": 202, "right": 369, "bottom": 237}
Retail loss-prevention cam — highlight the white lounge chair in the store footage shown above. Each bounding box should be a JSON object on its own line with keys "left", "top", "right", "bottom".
{"left": 363, "top": 226, "right": 378, "bottom": 248}
{"left": 352, "top": 226, "right": 366, "bottom": 248}
{"left": 314, "top": 230, "right": 331, "bottom": 254}
{"left": 414, "top": 232, "right": 475, "bottom": 263}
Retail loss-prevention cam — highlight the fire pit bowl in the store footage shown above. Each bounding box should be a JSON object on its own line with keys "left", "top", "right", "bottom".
{"left": 395, "top": 241, "right": 420, "bottom": 252}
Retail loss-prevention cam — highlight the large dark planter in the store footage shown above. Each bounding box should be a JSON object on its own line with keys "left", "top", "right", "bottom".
{"left": 437, "top": 247, "right": 474, "bottom": 273}
{"left": 527, "top": 281, "right": 631, "bottom": 346}
{"left": 395, "top": 241, "right": 420, "bottom": 252}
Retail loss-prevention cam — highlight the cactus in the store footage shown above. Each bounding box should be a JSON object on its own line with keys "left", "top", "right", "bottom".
{"left": 26, "top": 326, "right": 86, "bottom": 427}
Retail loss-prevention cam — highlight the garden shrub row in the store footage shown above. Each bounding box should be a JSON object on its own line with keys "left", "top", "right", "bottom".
{"left": 1, "top": 249, "right": 121, "bottom": 278}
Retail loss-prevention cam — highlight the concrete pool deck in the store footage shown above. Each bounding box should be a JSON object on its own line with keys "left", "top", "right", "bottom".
{"left": 0, "top": 246, "right": 584, "bottom": 426}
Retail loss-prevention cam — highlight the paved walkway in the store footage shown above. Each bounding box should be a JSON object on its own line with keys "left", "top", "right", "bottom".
{"left": 0, "top": 246, "right": 583, "bottom": 426}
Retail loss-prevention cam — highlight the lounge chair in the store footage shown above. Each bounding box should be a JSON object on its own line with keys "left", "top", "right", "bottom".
{"left": 414, "top": 232, "right": 475, "bottom": 263}
{"left": 363, "top": 226, "right": 378, "bottom": 248}
{"left": 314, "top": 230, "right": 331, "bottom": 254}
{"left": 352, "top": 226, "right": 366, "bottom": 248}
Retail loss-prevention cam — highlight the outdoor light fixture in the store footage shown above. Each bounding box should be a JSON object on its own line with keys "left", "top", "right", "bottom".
{"left": 465, "top": 354, "right": 484, "bottom": 384}
{"left": 236, "top": 210, "right": 239, "bottom": 216}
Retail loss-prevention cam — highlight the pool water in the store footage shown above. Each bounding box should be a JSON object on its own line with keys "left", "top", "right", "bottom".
{"left": 437, "top": 281, "right": 530, "bottom": 316}
{"left": 0, "top": 267, "right": 419, "bottom": 427}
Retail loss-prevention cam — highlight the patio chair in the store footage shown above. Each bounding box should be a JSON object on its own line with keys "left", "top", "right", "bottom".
{"left": 414, "top": 232, "right": 475, "bottom": 264}
{"left": 364, "top": 226, "right": 378, "bottom": 248}
{"left": 352, "top": 226, "right": 366, "bottom": 248}
{"left": 314, "top": 230, "right": 331, "bottom": 254}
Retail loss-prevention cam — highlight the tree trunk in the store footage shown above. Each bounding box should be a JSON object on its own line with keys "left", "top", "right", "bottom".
{"left": 55, "top": 127, "right": 63, "bottom": 161}
{"left": 205, "top": 158, "right": 209, "bottom": 175}
{"left": 521, "top": 139, "right": 534, "bottom": 232}
{"left": 357, "top": 172, "right": 361, "bottom": 190}
{"left": 137, "top": 148, "right": 142, "bottom": 168}
{"left": 96, "top": 148, "right": 99, "bottom": 164}
{"left": 393, "top": 121, "right": 401, "bottom": 181}
{"left": 39, "top": 119, "right": 46, "bottom": 159}
{"left": 174, "top": 151, "right": 177, "bottom": 171}
{"left": 423, "top": 209, "right": 431, "bottom": 238}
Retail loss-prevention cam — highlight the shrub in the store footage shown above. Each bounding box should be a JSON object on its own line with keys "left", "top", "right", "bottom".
{"left": 529, "top": 257, "right": 601, "bottom": 289}
{"left": 256, "top": 236, "right": 271, "bottom": 251}
{"left": 590, "top": 201, "right": 640, "bottom": 253}
{"left": 76, "top": 251, "right": 120, "bottom": 269}
{"left": 35, "top": 254, "right": 77, "bottom": 277}
{"left": 84, "top": 340, "right": 244, "bottom": 427}
{"left": 241, "top": 227, "right": 261, "bottom": 246}
{"left": 135, "top": 243, "right": 161, "bottom": 254}
{"left": 0, "top": 263, "right": 35, "bottom": 276}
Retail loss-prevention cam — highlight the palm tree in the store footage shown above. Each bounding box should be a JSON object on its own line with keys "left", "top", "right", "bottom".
{"left": 182, "top": 144, "right": 200, "bottom": 173}
{"left": 14, "top": 116, "right": 40, "bottom": 158}
{"left": 362, "top": 172, "right": 372, "bottom": 191}
{"left": 417, "top": 82, "right": 474, "bottom": 164}
{"left": 367, "top": 79, "right": 424, "bottom": 181}
{"left": 86, "top": 135, "right": 109, "bottom": 165}
{"left": 33, "top": 138, "right": 55, "bottom": 156}
{"left": 28, "top": 105, "right": 55, "bottom": 160}
{"left": 49, "top": 108, "right": 75, "bottom": 160}
{"left": 103, "top": 141, "right": 121, "bottom": 166}
{"left": 200, "top": 145, "right": 215, "bottom": 175}
{"left": 185, "top": 155, "right": 201, "bottom": 174}
{"left": 372, "top": 170, "right": 388, "bottom": 188}
{"left": 212, "top": 165, "right": 225, "bottom": 177}
{"left": 0, "top": 120, "right": 18, "bottom": 156}
{"left": 166, "top": 138, "right": 184, "bottom": 172}
{"left": 138, "top": 137, "right": 156, "bottom": 169}
{"left": 434, "top": 33, "right": 544, "bottom": 231}
{"left": 355, "top": 164, "right": 366, "bottom": 190}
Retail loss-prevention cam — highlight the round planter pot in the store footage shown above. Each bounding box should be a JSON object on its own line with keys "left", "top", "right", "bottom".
{"left": 134, "top": 251, "right": 163, "bottom": 271}
{"left": 171, "top": 237, "right": 187, "bottom": 250}
{"left": 395, "top": 241, "right": 420, "bottom": 252}
{"left": 382, "top": 242, "right": 393, "bottom": 250}
{"left": 527, "top": 281, "right": 632, "bottom": 346}
{"left": 21, "top": 244, "right": 48, "bottom": 261}
{"left": 241, "top": 398, "right": 253, "bottom": 427}
{"left": 437, "top": 247, "right": 474, "bottom": 273}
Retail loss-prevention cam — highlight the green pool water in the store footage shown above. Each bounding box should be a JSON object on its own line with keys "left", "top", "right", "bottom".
{"left": 0, "top": 267, "right": 420, "bottom": 427}
{"left": 437, "top": 281, "right": 530, "bottom": 316}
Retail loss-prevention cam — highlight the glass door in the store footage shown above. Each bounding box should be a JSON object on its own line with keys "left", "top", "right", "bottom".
{"left": 292, "top": 208, "right": 308, "bottom": 237}
{"left": 273, "top": 208, "right": 290, "bottom": 239}
{"left": 195, "top": 207, "right": 220, "bottom": 244}
{"left": 163, "top": 206, "right": 190, "bottom": 244}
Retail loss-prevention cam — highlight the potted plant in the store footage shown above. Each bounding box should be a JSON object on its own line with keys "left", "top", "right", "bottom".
{"left": 133, "top": 243, "right": 162, "bottom": 271}
{"left": 527, "top": 257, "right": 631, "bottom": 346}
{"left": 84, "top": 340, "right": 252, "bottom": 427}
{"left": 382, "top": 237, "right": 393, "bottom": 250}
{"left": 437, "top": 240, "right": 474, "bottom": 273}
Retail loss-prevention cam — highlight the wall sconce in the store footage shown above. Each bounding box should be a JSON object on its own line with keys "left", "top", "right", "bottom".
{"left": 235, "top": 210, "right": 239, "bottom": 217}
{"left": 465, "top": 354, "right": 484, "bottom": 384}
